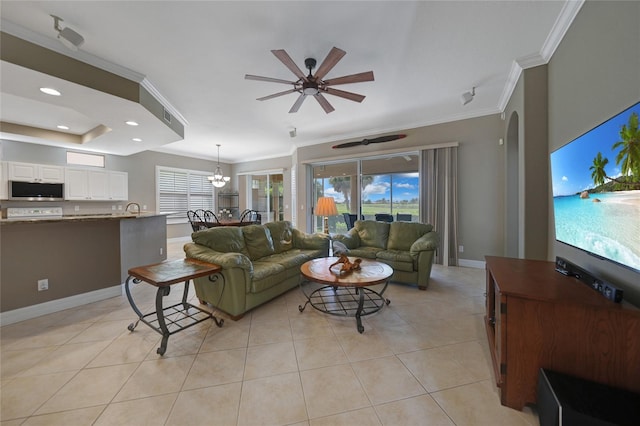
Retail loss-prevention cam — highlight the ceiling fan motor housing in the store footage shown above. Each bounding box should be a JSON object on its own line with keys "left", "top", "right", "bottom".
{"left": 304, "top": 57, "right": 317, "bottom": 71}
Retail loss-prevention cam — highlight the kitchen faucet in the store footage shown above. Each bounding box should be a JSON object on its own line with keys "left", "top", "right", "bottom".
{"left": 125, "top": 202, "right": 141, "bottom": 215}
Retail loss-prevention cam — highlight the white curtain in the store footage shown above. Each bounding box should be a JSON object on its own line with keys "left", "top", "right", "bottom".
{"left": 422, "top": 146, "right": 458, "bottom": 266}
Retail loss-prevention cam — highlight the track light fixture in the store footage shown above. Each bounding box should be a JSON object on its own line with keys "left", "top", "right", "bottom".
{"left": 461, "top": 87, "right": 476, "bottom": 106}
{"left": 51, "top": 15, "right": 84, "bottom": 51}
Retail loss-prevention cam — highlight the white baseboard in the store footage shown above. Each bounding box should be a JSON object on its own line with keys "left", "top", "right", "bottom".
{"left": 0, "top": 285, "right": 122, "bottom": 326}
{"left": 457, "top": 258, "right": 486, "bottom": 269}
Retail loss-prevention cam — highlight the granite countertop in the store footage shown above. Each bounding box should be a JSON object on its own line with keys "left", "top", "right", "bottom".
{"left": 0, "top": 212, "right": 170, "bottom": 225}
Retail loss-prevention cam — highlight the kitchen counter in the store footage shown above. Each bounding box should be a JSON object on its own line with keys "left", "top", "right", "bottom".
{"left": 0, "top": 212, "right": 169, "bottom": 225}
{"left": 0, "top": 212, "right": 169, "bottom": 324}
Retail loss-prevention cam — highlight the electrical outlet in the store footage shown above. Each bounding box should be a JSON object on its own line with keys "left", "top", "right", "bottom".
{"left": 143, "top": 205, "right": 147, "bottom": 211}
{"left": 458, "top": 245, "right": 464, "bottom": 253}
{"left": 38, "top": 278, "right": 49, "bottom": 291}
{"left": 160, "top": 247, "right": 163, "bottom": 255}
{"left": 112, "top": 205, "right": 116, "bottom": 210}
{"left": 74, "top": 205, "right": 80, "bottom": 212}
{"left": 118, "top": 205, "right": 123, "bottom": 210}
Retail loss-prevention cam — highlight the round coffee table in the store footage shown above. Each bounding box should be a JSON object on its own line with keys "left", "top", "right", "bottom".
{"left": 299, "top": 257, "right": 393, "bottom": 333}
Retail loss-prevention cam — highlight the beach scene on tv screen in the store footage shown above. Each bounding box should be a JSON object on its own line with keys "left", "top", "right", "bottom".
{"left": 550, "top": 102, "right": 640, "bottom": 271}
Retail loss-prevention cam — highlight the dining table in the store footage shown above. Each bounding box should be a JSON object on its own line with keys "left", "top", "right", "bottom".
{"left": 194, "top": 219, "right": 259, "bottom": 228}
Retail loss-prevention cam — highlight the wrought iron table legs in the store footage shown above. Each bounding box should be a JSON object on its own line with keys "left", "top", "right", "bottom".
{"left": 125, "top": 275, "right": 224, "bottom": 355}
{"left": 298, "top": 280, "right": 391, "bottom": 333}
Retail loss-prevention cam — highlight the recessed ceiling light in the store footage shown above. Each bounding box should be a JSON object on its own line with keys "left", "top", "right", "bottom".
{"left": 57, "top": 125, "right": 69, "bottom": 130}
{"left": 40, "top": 87, "right": 61, "bottom": 96}
{"left": 125, "top": 121, "right": 139, "bottom": 126}
{"left": 132, "top": 138, "right": 142, "bottom": 142}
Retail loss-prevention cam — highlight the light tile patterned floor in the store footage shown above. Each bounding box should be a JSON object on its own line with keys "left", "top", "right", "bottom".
{"left": 0, "top": 238, "right": 538, "bottom": 425}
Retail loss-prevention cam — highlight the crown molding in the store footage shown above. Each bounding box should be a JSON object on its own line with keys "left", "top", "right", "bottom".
{"left": 540, "top": 0, "right": 585, "bottom": 62}
{"left": 496, "top": 0, "right": 584, "bottom": 112}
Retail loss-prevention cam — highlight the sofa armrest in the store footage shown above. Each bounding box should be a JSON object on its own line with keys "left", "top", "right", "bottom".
{"left": 332, "top": 229, "right": 361, "bottom": 249}
{"left": 184, "top": 242, "right": 253, "bottom": 272}
{"left": 409, "top": 231, "right": 439, "bottom": 257}
{"left": 292, "top": 229, "right": 330, "bottom": 253}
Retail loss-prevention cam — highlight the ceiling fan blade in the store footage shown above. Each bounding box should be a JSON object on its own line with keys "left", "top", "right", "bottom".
{"left": 245, "top": 74, "right": 296, "bottom": 85}
{"left": 257, "top": 89, "right": 298, "bottom": 101}
{"left": 324, "top": 71, "right": 375, "bottom": 86}
{"left": 314, "top": 47, "right": 346, "bottom": 80}
{"left": 271, "top": 49, "right": 307, "bottom": 81}
{"left": 325, "top": 87, "right": 366, "bottom": 103}
{"left": 289, "top": 94, "right": 306, "bottom": 113}
{"left": 314, "top": 94, "right": 335, "bottom": 114}
{"left": 332, "top": 134, "right": 406, "bottom": 149}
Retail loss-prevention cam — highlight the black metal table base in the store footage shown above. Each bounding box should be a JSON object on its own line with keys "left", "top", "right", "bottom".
{"left": 298, "top": 282, "right": 390, "bottom": 333}
{"left": 125, "top": 276, "right": 224, "bottom": 355}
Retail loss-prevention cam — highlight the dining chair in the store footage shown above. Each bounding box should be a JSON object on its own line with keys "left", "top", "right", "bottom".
{"left": 203, "top": 210, "right": 221, "bottom": 227}
{"left": 375, "top": 213, "right": 394, "bottom": 222}
{"left": 187, "top": 210, "right": 206, "bottom": 231}
{"left": 396, "top": 213, "right": 412, "bottom": 222}
{"left": 343, "top": 213, "right": 357, "bottom": 230}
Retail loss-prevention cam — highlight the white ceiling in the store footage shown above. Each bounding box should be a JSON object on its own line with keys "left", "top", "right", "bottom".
{"left": 0, "top": 1, "right": 581, "bottom": 164}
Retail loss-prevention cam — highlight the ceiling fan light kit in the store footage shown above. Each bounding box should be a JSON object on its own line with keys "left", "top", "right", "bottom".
{"left": 50, "top": 15, "right": 85, "bottom": 51}
{"left": 245, "top": 46, "right": 374, "bottom": 113}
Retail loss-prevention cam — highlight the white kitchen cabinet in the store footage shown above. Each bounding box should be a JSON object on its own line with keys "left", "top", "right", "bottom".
{"left": 108, "top": 171, "right": 128, "bottom": 201}
{"left": 65, "top": 168, "right": 128, "bottom": 201}
{"left": 8, "top": 162, "right": 65, "bottom": 183}
{"left": 65, "top": 168, "right": 90, "bottom": 200}
{"left": 0, "top": 162, "right": 8, "bottom": 200}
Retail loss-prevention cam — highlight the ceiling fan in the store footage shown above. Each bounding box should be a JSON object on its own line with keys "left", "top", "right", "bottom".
{"left": 332, "top": 134, "right": 406, "bottom": 149}
{"left": 245, "top": 47, "right": 374, "bottom": 113}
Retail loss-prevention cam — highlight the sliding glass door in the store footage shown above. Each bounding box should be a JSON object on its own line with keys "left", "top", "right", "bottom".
{"left": 249, "top": 173, "right": 284, "bottom": 223}
{"left": 361, "top": 155, "right": 419, "bottom": 222}
{"left": 311, "top": 153, "right": 419, "bottom": 233}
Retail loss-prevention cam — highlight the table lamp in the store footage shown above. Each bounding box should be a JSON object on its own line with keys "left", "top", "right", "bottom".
{"left": 316, "top": 197, "right": 338, "bottom": 234}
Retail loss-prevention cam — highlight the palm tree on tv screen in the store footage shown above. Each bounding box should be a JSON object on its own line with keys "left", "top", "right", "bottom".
{"left": 612, "top": 112, "right": 640, "bottom": 183}
{"left": 589, "top": 112, "right": 640, "bottom": 190}
{"left": 589, "top": 152, "right": 609, "bottom": 187}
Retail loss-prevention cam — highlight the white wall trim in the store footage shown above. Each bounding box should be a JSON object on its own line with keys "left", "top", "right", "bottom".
{"left": 0, "top": 286, "right": 122, "bottom": 326}
{"left": 458, "top": 258, "right": 486, "bottom": 269}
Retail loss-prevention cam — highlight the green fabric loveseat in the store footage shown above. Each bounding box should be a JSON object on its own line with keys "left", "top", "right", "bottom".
{"left": 333, "top": 220, "right": 439, "bottom": 290}
{"left": 184, "top": 221, "right": 329, "bottom": 319}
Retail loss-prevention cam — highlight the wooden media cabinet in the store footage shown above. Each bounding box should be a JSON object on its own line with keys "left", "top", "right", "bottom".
{"left": 484, "top": 256, "right": 640, "bottom": 410}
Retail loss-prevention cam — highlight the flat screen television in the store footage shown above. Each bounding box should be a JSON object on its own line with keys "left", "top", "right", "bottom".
{"left": 550, "top": 101, "right": 640, "bottom": 273}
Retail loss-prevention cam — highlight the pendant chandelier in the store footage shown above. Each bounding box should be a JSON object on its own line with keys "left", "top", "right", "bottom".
{"left": 208, "top": 144, "right": 230, "bottom": 188}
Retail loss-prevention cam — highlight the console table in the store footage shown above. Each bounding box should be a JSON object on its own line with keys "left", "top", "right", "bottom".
{"left": 484, "top": 256, "right": 640, "bottom": 410}
{"left": 125, "top": 258, "right": 224, "bottom": 355}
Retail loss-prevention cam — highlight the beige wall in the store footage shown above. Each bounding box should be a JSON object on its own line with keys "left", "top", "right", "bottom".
{"left": 295, "top": 114, "right": 505, "bottom": 263}
{"left": 547, "top": 1, "right": 640, "bottom": 304}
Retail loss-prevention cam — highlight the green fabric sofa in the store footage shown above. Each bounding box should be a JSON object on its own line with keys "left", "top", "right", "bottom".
{"left": 184, "top": 221, "right": 329, "bottom": 319}
{"left": 333, "top": 220, "right": 439, "bottom": 290}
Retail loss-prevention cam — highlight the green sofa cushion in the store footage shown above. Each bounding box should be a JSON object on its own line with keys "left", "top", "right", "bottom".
{"left": 265, "top": 221, "right": 294, "bottom": 254}
{"left": 191, "top": 226, "right": 249, "bottom": 257}
{"left": 376, "top": 250, "right": 415, "bottom": 272}
{"left": 347, "top": 246, "right": 381, "bottom": 259}
{"left": 243, "top": 225, "right": 276, "bottom": 260}
{"left": 354, "top": 220, "right": 389, "bottom": 249}
{"left": 250, "top": 261, "right": 286, "bottom": 293}
{"left": 387, "top": 222, "right": 433, "bottom": 251}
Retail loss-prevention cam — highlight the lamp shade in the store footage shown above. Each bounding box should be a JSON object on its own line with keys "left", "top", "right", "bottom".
{"left": 316, "top": 197, "right": 338, "bottom": 216}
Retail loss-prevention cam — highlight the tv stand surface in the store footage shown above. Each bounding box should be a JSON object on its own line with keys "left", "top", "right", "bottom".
{"left": 484, "top": 256, "right": 640, "bottom": 410}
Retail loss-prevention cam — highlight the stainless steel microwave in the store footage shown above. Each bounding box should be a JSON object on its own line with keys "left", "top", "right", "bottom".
{"left": 9, "top": 180, "right": 65, "bottom": 201}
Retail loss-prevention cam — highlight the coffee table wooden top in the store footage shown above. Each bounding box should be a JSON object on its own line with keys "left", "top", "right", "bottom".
{"left": 301, "top": 257, "right": 393, "bottom": 287}
{"left": 127, "top": 258, "right": 221, "bottom": 287}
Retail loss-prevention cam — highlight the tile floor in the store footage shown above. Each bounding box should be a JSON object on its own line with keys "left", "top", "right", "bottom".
{"left": 1, "top": 238, "right": 538, "bottom": 425}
